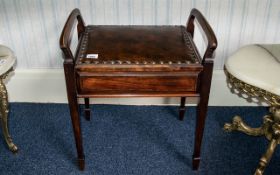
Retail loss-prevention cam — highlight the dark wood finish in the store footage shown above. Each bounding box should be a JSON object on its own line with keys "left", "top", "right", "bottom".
{"left": 186, "top": 9, "right": 217, "bottom": 170}
{"left": 193, "top": 61, "right": 213, "bottom": 170}
{"left": 78, "top": 26, "right": 199, "bottom": 64}
{"left": 60, "top": 8, "right": 217, "bottom": 171}
{"left": 60, "top": 9, "right": 85, "bottom": 170}
{"left": 179, "top": 97, "right": 186, "bottom": 121}
{"left": 84, "top": 98, "right": 90, "bottom": 121}
{"left": 75, "top": 25, "right": 203, "bottom": 97}
{"left": 77, "top": 92, "right": 200, "bottom": 98}
{"left": 77, "top": 72, "right": 198, "bottom": 94}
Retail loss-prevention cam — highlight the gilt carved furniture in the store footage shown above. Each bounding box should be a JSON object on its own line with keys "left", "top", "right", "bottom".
{"left": 0, "top": 45, "right": 18, "bottom": 153}
{"left": 224, "top": 44, "right": 280, "bottom": 175}
{"left": 60, "top": 8, "right": 217, "bottom": 170}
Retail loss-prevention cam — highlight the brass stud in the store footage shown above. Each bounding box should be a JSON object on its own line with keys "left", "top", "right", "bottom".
{"left": 143, "top": 61, "right": 147, "bottom": 64}
{"left": 160, "top": 61, "right": 164, "bottom": 64}
{"left": 135, "top": 61, "right": 139, "bottom": 64}
{"left": 168, "top": 61, "right": 172, "bottom": 64}
{"left": 111, "top": 61, "right": 115, "bottom": 64}
{"left": 126, "top": 61, "right": 131, "bottom": 64}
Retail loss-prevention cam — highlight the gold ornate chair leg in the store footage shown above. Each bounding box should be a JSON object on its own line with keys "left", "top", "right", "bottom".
{"left": 0, "top": 78, "right": 18, "bottom": 153}
{"left": 224, "top": 115, "right": 273, "bottom": 136}
{"left": 254, "top": 139, "right": 277, "bottom": 175}
{"left": 224, "top": 107, "right": 280, "bottom": 175}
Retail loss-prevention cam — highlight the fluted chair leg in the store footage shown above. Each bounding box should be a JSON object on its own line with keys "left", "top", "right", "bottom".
{"left": 0, "top": 78, "right": 18, "bottom": 153}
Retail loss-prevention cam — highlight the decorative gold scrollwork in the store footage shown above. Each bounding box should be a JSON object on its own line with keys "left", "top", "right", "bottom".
{"left": 225, "top": 70, "right": 280, "bottom": 106}
{"left": 224, "top": 69, "right": 280, "bottom": 175}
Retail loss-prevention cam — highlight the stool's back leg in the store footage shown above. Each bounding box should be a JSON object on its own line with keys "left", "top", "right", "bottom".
{"left": 179, "top": 97, "right": 186, "bottom": 121}
{"left": 84, "top": 98, "right": 91, "bottom": 121}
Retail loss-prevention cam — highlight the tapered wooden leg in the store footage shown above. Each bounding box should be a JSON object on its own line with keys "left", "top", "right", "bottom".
{"left": 84, "top": 98, "right": 91, "bottom": 121}
{"left": 193, "top": 61, "right": 213, "bottom": 170}
{"left": 0, "top": 78, "right": 18, "bottom": 153}
{"left": 64, "top": 63, "right": 85, "bottom": 170}
{"left": 179, "top": 97, "right": 186, "bottom": 121}
{"left": 192, "top": 99, "right": 208, "bottom": 170}
{"left": 68, "top": 96, "right": 85, "bottom": 170}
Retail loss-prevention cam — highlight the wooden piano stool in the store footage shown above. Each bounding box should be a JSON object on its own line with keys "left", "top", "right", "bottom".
{"left": 60, "top": 8, "right": 217, "bottom": 171}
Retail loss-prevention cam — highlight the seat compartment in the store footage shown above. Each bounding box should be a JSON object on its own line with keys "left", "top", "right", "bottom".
{"left": 77, "top": 72, "right": 198, "bottom": 94}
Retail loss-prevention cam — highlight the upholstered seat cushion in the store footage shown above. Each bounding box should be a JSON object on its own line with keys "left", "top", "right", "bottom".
{"left": 225, "top": 44, "right": 280, "bottom": 96}
{"left": 0, "top": 45, "right": 16, "bottom": 76}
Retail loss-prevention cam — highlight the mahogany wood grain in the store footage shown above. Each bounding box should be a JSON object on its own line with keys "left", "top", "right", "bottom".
{"left": 83, "top": 26, "right": 197, "bottom": 63}
{"left": 77, "top": 72, "right": 198, "bottom": 94}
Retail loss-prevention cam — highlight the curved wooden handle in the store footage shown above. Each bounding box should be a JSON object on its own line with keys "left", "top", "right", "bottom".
{"left": 186, "top": 8, "right": 217, "bottom": 64}
{"left": 60, "top": 8, "right": 85, "bottom": 60}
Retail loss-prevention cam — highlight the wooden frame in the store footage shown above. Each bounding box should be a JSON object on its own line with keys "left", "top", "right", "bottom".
{"left": 60, "top": 8, "right": 217, "bottom": 171}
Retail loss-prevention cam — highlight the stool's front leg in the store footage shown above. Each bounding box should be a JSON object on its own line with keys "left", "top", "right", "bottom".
{"left": 193, "top": 62, "right": 214, "bottom": 170}
{"left": 0, "top": 78, "right": 18, "bottom": 153}
{"left": 186, "top": 8, "right": 217, "bottom": 170}
{"left": 64, "top": 63, "right": 85, "bottom": 170}
{"left": 68, "top": 94, "right": 85, "bottom": 170}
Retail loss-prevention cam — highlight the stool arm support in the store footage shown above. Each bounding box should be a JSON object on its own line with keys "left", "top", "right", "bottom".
{"left": 186, "top": 8, "right": 217, "bottom": 64}
{"left": 60, "top": 8, "right": 85, "bottom": 61}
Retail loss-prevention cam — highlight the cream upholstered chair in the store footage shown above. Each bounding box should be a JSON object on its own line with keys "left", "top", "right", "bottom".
{"left": 224, "top": 44, "right": 280, "bottom": 175}
{"left": 0, "top": 45, "right": 18, "bottom": 152}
